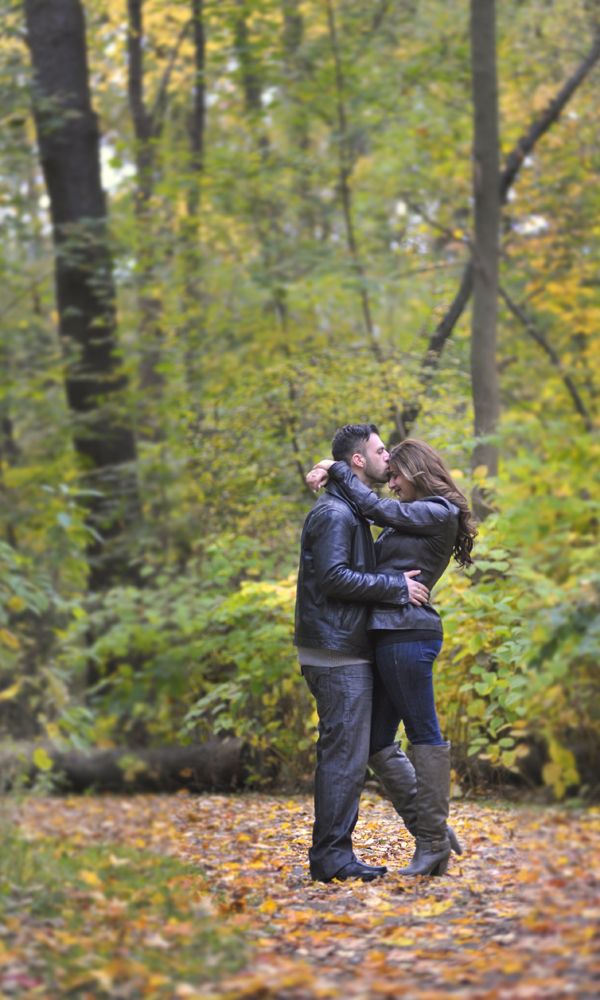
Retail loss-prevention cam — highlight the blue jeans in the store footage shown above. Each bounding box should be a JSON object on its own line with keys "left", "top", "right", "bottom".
{"left": 301, "top": 662, "right": 373, "bottom": 880}
{"left": 370, "top": 638, "right": 444, "bottom": 752}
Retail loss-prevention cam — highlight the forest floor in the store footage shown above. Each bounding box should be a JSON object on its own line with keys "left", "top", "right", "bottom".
{"left": 2, "top": 791, "right": 599, "bottom": 998}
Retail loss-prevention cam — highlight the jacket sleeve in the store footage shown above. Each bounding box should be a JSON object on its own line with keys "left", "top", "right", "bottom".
{"left": 309, "top": 504, "right": 409, "bottom": 604}
{"left": 328, "top": 462, "right": 454, "bottom": 535}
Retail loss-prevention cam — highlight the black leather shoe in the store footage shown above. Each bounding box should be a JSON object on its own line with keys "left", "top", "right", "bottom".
{"left": 325, "top": 860, "right": 387, "bottom": 882}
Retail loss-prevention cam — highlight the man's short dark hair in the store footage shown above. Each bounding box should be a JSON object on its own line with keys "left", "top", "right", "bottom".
{"left": 331, "top": 423, "right": 379, "bottom": 464}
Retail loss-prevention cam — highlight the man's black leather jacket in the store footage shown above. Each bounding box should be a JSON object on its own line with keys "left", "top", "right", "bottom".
{"left": 294, "top": 480, "right": 410, "bottom": 658}
{"left": 327, "top": 463, "right": 459, "bottom": 635}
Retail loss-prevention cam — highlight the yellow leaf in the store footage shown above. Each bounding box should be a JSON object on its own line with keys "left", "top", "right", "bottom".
{"left": 147, "top": 975, "right": 169, "bottom": 989}
{"left": 79, "top": 869, "right": 103, "bottom": 888}
{"left": 32, "top": 747, "right": 53, "bottom": 771}
{"left": 0, "top": 629, "right": 20, "bottom": 651}
{"left": 413, "top": 898, "right": 454, "bottom": 917}
{"left": 386, "top": 933, "right": 415, "bottom": 946}
{"left": 6, "top": 595, "right": 26, "bottom": 612}
{"left": 0, "top": 680, "right": 22, "bottom": 701}
{"left": 45, "top": 722, "right": 60, "bottom": 741}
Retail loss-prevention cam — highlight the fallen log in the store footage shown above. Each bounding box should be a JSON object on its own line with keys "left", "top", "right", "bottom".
{"left": 0, "top": 738, "right": 248, "bottom": 794}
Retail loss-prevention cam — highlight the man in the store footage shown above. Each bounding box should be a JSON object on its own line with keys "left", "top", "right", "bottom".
{"left": 294, "top": 423, "right": 429, "bottom": 883}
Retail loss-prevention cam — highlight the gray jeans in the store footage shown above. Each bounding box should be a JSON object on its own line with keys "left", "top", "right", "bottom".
{"left": 302, "top": 662, "right": 373, "bottom": 880}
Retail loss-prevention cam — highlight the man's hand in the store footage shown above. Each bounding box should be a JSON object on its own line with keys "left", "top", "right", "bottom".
{"left": 404, "top": 570, "right": 429, "bottom": 606}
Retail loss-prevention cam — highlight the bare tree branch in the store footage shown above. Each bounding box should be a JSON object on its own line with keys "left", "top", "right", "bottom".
{"left": 400, "top": 31, "right": 600, "bottom": 434}
{"left": 500, "top": 29, "right": 600, "bottom": 203}
{"left": 188, "top": 0, "right": 205, "bottom": 177}
{"left": 369, "top": 0, "right": 392, "bottom": 35}
{"left": 150, "top": 18, "right": 193, "bottom": 138}
{"left": 127, "top": 2, "right": 192, "bottom": 148}
{"left": 499, "top": 284, "right": 594, "bottom": 431}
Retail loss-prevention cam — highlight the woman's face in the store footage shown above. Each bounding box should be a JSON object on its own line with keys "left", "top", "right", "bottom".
{"left": 389, "top": 469, "right": 417, "bottom": 501}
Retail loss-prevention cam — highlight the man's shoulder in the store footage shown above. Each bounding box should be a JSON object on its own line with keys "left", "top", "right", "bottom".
{"left": 305, "top": 490, "right": 357, "bottom": 525}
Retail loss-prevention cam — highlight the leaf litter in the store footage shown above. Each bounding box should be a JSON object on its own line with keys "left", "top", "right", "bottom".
{"left": 7, "top": 791, "right": 600, "bottom": 998}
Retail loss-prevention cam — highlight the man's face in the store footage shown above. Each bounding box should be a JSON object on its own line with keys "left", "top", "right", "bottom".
{"left": 358, "top": 434, "right": 389, "bottom": 485}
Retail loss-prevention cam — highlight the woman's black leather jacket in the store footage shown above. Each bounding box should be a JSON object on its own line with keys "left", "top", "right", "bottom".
{"left": 294, "top": 480, "right": 410, "bottom": 657}
{"left": 328, "top": 462, "right": 459, "bottom": 635}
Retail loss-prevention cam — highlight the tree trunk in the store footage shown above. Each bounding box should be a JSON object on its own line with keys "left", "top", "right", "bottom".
{"left": 127, "top": 2, "right": 191, "bottom": 399}
{"left": 0, "top": 739, "right": 248, "bottom": 794}
{"left": 469, "top": 0, "right": 500, "bottom": 517}
{"left": 324, "top": 0, "right": 378, "bottom": 357}
{"left": 188, "top": 0, "right": 206, "bottom": 204}
{"left": 181, "top": 0, "right": 206, "bottom": 388}
{"left": 24, "top": 0, "right": 140, "bottom": 590}
{"left": 0, "top": 412, "right": 19, "bottom": 548}
{"left": 127, "top": 0, "right": 164, "bottom": 396}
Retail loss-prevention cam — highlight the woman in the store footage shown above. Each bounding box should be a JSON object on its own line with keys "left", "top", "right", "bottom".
{"left": 307, "top": 439, "right": 476, "bottom": 876}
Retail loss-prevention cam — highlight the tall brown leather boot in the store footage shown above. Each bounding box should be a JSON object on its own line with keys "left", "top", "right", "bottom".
{"left": 369, "top": 743, "right": 417, "bottom": 833}
{"left": 399, "top": 742, "right": 452, "bottom": 876}
{"left": 370, "top": 742, "right": 462, "bottom": 856}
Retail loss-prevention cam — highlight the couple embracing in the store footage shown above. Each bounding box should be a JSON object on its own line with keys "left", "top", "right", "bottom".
{"left": 294, "top": 423, "right": 477, "bottom": 883}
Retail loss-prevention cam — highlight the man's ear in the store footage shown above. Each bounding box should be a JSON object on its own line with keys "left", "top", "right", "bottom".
{"left": 351, "top": 452, "right": 365, "bottom": 470}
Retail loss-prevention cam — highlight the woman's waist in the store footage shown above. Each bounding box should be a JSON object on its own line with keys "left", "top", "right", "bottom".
{"left": 374, "top": 548, "right": 451, "bottom": 590}
{"left": 373, "top": 627, "right": 442, "bottom": 645}
{"left": 367, "top": 604, "right": 442, "bottom": 633}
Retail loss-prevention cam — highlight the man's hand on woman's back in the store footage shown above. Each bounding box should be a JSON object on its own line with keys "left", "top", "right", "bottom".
{"left": 404, "top": 570, "right": 429, "bottom": 606}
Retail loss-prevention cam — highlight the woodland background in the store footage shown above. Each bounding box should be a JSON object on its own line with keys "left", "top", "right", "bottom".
{"left": 0, "top": 0, "right": 598, "bottom": 800}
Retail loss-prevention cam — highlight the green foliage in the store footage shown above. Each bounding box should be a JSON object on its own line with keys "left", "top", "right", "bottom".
{"left": 0, "top": 540, "right": 66, "bottom": 737}
{"left": 0, "top": 0, "right": 597, "bottom": 798}
{"left": 50, "top": 413, "right": 599, "bottom": 798}
{"left": 180, "top": 573, "right": 315, "bottom": 783}
{"left": 435, "top": 420, "right": 599, "bottom": 797}
{"left": 53, "top": 537, "right": 313, "bottom": 785}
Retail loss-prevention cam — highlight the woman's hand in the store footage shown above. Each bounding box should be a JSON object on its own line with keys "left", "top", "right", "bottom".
{"left": 306, "top": 467, "right": 329, "bottom": 492}
{"left": 306, "top": 459, "right": 334, "bottom": 493}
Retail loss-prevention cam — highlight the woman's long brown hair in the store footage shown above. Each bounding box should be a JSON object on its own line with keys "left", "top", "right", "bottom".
{"left": 389, "top": 439, "right": 477, "bottom": 566}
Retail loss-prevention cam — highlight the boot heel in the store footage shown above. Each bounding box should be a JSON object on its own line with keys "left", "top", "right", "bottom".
{"left": 399, "top": 843, "right": 451, "bottom": 876}
{"left": 447, "top": 825, "right": 463, "bottom": 856}
{"left": 431, "top": 856, "right": 449, "bottom": 876}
